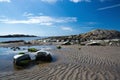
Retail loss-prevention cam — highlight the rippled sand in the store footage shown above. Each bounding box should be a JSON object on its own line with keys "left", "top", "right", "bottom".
{"left": 0, "top": 45, "right": 120, "bottom": 80}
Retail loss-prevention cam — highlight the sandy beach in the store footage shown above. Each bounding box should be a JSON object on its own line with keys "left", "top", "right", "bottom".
{"left": 0, "top": 45, "right": 120, "bottom": 80}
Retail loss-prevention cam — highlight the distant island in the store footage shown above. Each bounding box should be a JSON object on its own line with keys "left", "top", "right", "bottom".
{"left": 0, "top": 34, "right": 37, "bottom": 38}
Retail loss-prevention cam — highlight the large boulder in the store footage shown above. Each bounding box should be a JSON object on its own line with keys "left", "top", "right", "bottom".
{"left": 13, "top": 54, "right": 31, "bottom": 66}
{"left": 35, "top": 51, "right": 52, "bottom": 62}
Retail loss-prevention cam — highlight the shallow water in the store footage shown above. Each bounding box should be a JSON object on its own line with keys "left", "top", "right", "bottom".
{"left": 0, "top": 45, "right": 55, "bottom": 72}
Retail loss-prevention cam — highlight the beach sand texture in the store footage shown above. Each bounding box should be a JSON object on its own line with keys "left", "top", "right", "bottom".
{"left": 0, "top": 45, "right": 120, "bottom": 80}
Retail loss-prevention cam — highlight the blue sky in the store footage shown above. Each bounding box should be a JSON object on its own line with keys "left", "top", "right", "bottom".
{"left": 0, "top": 0, "right": 120, "bottom": 36}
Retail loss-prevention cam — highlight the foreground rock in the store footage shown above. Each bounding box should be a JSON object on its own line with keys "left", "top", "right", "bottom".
{"left": 13, "top": 54, "right": 31, "bottom": 66}
{"left": 35, "top": 51, "right": 52, "bottom": 62}
{"left": 13, "top": 51, "right": 52, "bottom": 66}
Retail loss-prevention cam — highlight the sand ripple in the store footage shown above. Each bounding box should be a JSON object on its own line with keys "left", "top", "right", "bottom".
{"left": 0, "top": 46, "right": 120, "bottom": 80}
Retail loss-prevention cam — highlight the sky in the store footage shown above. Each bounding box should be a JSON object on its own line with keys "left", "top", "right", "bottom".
{"left": 0, "top": 0, "right": 120, "bottom": 36}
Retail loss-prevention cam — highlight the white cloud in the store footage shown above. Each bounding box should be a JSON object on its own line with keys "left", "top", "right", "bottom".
{"left": 70, "top": 0, "right": 111, "bottom": 3}
{"left": 0, "top": 0, "right": 11, "bottom": 2}
{"left": 61, "top": 27, "right": 73, "bottom": 31}
{"left": 97, "top": 3, "right": 120, "bottom": 10}
{"left": 23, "top": 12, "right": 34, "bottom": 17}
{"left": 0, "top": 16, "right": 77, "bottom": 26}
{"left": 70, "top": 0, "right": 91, "bottom": 3}
{"left": 41, "top": 0, "right": 57, "bottom": 3}
{"left": 27, "top": 0, "right": 111, "bottom": 4}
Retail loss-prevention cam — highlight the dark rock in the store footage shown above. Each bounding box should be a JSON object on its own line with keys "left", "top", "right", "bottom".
{"left": 35, "top": 51, "right": 52, "bottom": 62}
{"left": 24, "top": 41, "right": 31, "bottom": 45}
{"left": 13, "top": 54, "right": 31, "bottom": 66}
{"left": 57, "top": 46, "right": 62, "bottom": 49}
{"left": 62, "top": 41, "right": 71, "bottom": 45}
{"left": 87, "top": 42, "right": 101, "bottom": 46}
{"left": 11, "top": 47, "right": 21, "bottom": 51}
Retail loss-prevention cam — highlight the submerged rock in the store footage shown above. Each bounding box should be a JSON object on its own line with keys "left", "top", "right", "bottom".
{"left": 11, "top": 47, "right": 20, "bottom": 51}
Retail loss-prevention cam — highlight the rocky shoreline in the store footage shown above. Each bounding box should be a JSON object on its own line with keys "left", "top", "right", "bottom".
{"left": 0, "top": 29, "right": 120, "bottom": 47}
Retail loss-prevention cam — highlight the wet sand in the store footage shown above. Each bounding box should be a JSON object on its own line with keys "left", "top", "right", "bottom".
{"left": 0, "top": 45, "right": 120, "bottom": 80}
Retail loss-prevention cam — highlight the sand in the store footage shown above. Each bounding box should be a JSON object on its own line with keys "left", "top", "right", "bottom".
{"left": 0, "top": 45, "right": 120, "bottom": 80}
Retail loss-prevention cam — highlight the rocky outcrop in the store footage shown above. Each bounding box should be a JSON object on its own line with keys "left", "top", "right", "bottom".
{"left": 46, "top": 29, "right": 120, "bottom": 42}
{"left": 79, "top": 29, "right": 120, "bottom": 41}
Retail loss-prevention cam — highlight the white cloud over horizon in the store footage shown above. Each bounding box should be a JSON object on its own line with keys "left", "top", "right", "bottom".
{"left": 0, "top": 0, "right": 11, "bottom": 2}
{"left": 61, "top": 27, "right": 73, "bottom": 31}
{"left": 0, "top": 16, "right": 77, "bottom": 26}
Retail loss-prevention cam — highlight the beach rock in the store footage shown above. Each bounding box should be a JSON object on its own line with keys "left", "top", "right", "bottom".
{"left": 11, "top": 47, "right": 20, "bottom": 51}
{"left": 35, "top": 51, "right": 52, "bottom": 62}
{"left": 109, "top": 41, "right": 120, "bottom": 46}
{"left": 86, "top": 42, "right": 101, "bottom": 46}
{"left": 62, "top": 41, "right": 71, "bottom": 45}
{"left": 24, "top": 41, "right": 32, "bottom": 45}
{"left": 13, "top": 54, "right": 31, "bottom": 66}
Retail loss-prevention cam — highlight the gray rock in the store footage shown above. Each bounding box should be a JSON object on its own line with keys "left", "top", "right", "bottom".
{"left": 35, "top": 51, "right": 52, "bottom": 62}
{"left": 13, "top": 54, "right": 31, "bottom": 66}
